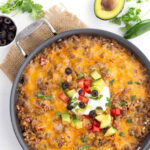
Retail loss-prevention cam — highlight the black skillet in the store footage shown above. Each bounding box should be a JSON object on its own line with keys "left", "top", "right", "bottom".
{"left": 10, "top": 19, "right": 150, "bottom": 150}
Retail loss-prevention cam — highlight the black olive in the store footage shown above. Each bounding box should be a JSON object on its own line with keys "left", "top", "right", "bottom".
{"left": 67, "top": 105, "right": 73, "bottom": 110}
{"left": 9, "top": 25, "right": 16, "bottom": 31}
{"left": 89, "top": 110, "right": 97, "bottom": 118}
{"left": 96, "top": 106, "right": 103, "bottom": 110}
{"left": 79, "top": 102, "right": 85, "bottom": 108}
{"left": 0, "top": 39, "right": 7, "bottom": 46}
{"left": 2, "top": 24, "right": 7, "bottom": 30}
{"left": 78, "top": 89, "right": 82, "bottom": 95}
{"left": 7, "top": 32, "right": 15, "bottom": 41}
{"left": 0, "top": 17, "right": 3, "bottom": 23}
{"left": 62, "top": 81, "right": 70, "bottom": 89}
{"left": 65, "top": 67, "right": 72, "bottom": 75}
{"left": 4, "top": 18, "right": 12, "bottom": 25}
{"left": 0, "top": 30, "right": 6, "bottom": 39}
{"left": 91, "top": 90, "right": 98, "bottom": 97}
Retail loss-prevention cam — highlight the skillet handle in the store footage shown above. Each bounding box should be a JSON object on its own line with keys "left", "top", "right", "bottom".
{"left": 15, "top": 19, "right": 57, "bottom": 58}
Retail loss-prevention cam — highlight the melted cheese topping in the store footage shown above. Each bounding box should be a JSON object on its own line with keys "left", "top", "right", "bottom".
{"left": 17, "top": 35, "right": 150, "bottom": 150}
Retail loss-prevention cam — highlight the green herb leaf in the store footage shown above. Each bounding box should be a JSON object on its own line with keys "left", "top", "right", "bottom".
{"left": 106, "top": 68, "right": 109, "bottom": 75}
{"left": 70, "top": 97, "right": 77, "bottom": 104}
{"left": 120, "top": 101, "right": 128, "bottom": 106}
{"left": 135, "top": 81, "right": 140, "bottom": 85}
{"left": 119, "top": 132, "right": 125, "bottom": 137}
{"left": 73, "top": 102, "right": 78, "bottom": 108}
{"left": 106, "top": 97, "right": 112, "bottom": 108}
{"left": 44, "top": 96, "right": 52, "bottom": 100}
{"left": 37, "top": 93, "right": 44, "bottom": 98}
{"left": 79, "top": 144, "right": 90, "bottom": 150}
{"left": 131, "top": 95, "right": 136, "bottom": 101}
{"left": 0, "top": 0, "right": 44, "bottom": 20}
{"left": 115, "top": 103, "right": 119, "bottom": 107}
{"left": 81, "top": 135, "right": 88, "bottom": 143}
{"left": 128, "top": 81, "right": 133, "bottom": 84}
{"left": 127, "top": 119, "right": 132, "bottom": 123}
{"left": 55, "top": 112, "right": 62, "bottom": 116}
{"left": 109, "top": 79, "right": 115, "bottom": 85}
{"left": 77, "top": 73, "right": 84, "bottom": 79}
{"left": 81, "top": 137, "right": 84, "bottom": 142}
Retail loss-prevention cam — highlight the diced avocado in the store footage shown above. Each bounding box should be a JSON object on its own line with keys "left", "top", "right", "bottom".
{"left": 95, "top": 114, "right": 111, "bottom": 129}
{"left": 94, "top": 0, "right": 125, "bottom": 20}
{"left": 104, "top": 127, "right": 117, "bottom": 137}
{"left": 61, "top": 113, "right": 71, "bottom": 124}
{"left": 71, "top": 116, "right": 82, "bottom": 129}
{"left": 66, "top": 89, "right": 76, "bottom": 98}
{"left": 92, "top": 79, "right": 106, "bottom": 87}
{"left": 90, "top": 70, "right": 101, "bottom": 80}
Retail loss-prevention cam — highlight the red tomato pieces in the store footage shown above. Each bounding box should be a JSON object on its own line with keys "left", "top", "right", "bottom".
{"left": 58, "top": 92, "right": 70, "bottom": 103}
{"left": 92, "top": 125, "right": 101, "bottom": 132}
{"left": 78, "top": 95, "right": 89, "bottom": 104}
{"left": 93, "top": 119, "right": 100, "bottom": 127}
{"left": 84, "top": 115, "right": 90, "bottom": 118}
{"left": 87, "top": 123, "right": 93, "bottom": 130}
{"left": 78, "top": 78, "right": 85, "bottom": 89}
{"left": 80, "top": 90, "right": 85, "bottom": 96}
{"left": 111, "top": 108, "right": 121, "bottom": 116}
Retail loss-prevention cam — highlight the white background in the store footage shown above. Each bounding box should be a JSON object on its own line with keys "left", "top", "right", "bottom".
{"left": 0, "top": 0, "right": 150, "bottom": 149}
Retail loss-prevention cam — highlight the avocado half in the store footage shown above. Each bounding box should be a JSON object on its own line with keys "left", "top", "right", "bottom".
{"left": 94, "top": 0, "right": 125, "bottom": 20}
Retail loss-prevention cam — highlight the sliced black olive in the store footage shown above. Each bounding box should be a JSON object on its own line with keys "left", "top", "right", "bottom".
{"left": 62, "top": 81, "right": 70, "bottom": 89}
{"left": 7, "top": 32, "right": 15, "bottom": 41}
{"left": 0, "top": 39, "right": 7, "bottom": 46}
{"left": 96, "top": 106, "right": 103, "bottom": 110}
{"left": 9, "top": 25, "right": 16, "bottom": 31}
{"left": 78, "top": 89, "right": 82, "bottom": 95}
{"left": 0, "top": 30, "right": 6, "bottom": 39}
{"left": 79, "top": 102, "right": 85, "bottom": 108}
{"left": 4, "top": 18, "right": 12, "bottom": 25}
{"left": 65, "top": 67, "right": 72, "bottom": 75}
{"left": 0, "top": 17, "right": 3, "bottom": 23}
{"left": 91, "top": 90, "right": 98, "bottom": 97}
{"left": 67, "top": 105, "right": 73, "bottom": 110}
{"left": 89, "top": 110, "right": 97, "bottom": 118}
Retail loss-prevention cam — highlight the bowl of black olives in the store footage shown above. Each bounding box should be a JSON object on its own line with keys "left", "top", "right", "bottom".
{"left": 0, "top": 16, "right": 17, "bottom": 47}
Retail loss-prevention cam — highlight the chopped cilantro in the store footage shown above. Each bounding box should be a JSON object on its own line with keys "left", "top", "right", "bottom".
{"left": 131, "top": 95, "right": 136, "bottom": 101}
{"left": 106, "top": 97, "right": 112, "bottom": 108}
{"left": 81, "top": 135, "right": 88, "bottom": 143}
{"left": 119, "top": 132, "right": 125, "bottom": 137}
{"left": 109, "top": 79, "right": 115, "bottom": 85}
{"left": 73, "top": 102, "right": 78, "bottom": 108}
{"left": 0, "top": 0, "right": 44, "bottom": 20}
{"left": 37, "top": 93, "right": 52, "bottom": 100}
{"left": 135, "top": 81, "right": 140, "bottom": 85}
{"left": 127, "top": 119, "right": 133, "bottom": 123}
{"left": 79, "top": 144, "right": 90, "bottom": 150}
{"left": 70, "top": 97, "right": 77, "bottom": 104}
{"left": 77, "top": 73, "right": 84, "bottom": 79}
{"left": 110, "top": 7, "right": 142, "bottom": 32}
{"left": 120, "top": 101, "right": 128, "bottom": 106}
{"left": 106, "top": 68, "right": 109, "bottom": 75}
{"left": 55, "top": 112, "right": 62, "bottom": 116}
{"left": 128, "top": 81, "right": 133, "bottom": 84}
{"left": 115, "top": 103, "right": 119, "bottom": 107}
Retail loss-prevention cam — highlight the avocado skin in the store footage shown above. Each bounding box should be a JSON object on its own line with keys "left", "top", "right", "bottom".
{"left": 94, "top": 0, "right": 125, "bottom": 20}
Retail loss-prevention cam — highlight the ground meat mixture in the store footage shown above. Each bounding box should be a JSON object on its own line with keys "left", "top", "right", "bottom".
{"left": 16, "top": 35, "right": 150, "bottom": 150}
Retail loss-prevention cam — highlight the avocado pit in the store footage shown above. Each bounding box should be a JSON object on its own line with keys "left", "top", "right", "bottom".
{"left": 101, "top": 0, "right": 116, "bottom": 11}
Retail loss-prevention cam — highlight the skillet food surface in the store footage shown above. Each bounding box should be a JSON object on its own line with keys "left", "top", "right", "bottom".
{"left": 16, "top": 35, "right": 150, "bottom": 150}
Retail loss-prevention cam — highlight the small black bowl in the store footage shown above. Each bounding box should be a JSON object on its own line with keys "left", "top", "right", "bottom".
{"left": 0, "top": 16, "right": 17, "bottom": 47}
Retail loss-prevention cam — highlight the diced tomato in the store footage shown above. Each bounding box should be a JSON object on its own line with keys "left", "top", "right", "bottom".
{"left": 80, "top": 89, "right": 85, "bottom": 96}
{"left": 87, "top": 123, "right": 93, "bottom": 130}
{"left": 78, "top": 95, "right": 89, "bottom": 104}
{"left": 58, "top": 92, "right": 70, "bottom": 103}
{"left": 84, "top": 115, "right": 90, "bottom": 119}
{"left": 84, "top": 79, "right": 92, "bottom": 88}
{"left": 92, "top": 125, "right": 101, "bottom": 132}
{"left": 84, "top": 86, "right": 91, "bottom": 94}
{"left": 78, "top": 78, "right": 85, "bottom": 89}
{"left": 93, "top": 119, "right": 100, "bottom": 127}
{"left": 111, "top": 108, "right": 121, "bottom": 116}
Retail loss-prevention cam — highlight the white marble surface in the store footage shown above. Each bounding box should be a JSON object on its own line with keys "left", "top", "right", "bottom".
{"left": 0, "top": 0, "right": 150, "bottom": 149}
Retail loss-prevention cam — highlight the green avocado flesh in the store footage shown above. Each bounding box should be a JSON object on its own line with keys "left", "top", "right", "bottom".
{"left": 94, "top": 0, "right": 125, "bottom": 20}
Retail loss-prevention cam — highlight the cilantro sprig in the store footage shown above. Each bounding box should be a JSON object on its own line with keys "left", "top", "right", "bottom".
{"left": 37, "top": 93, "right": 52, "bottom": 100}
{"left": 0, "top": 0, "right": 44, "bottom": 20}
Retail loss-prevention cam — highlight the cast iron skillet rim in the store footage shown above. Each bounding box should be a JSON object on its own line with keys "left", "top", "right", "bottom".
{"left": 10, "top": 28, "right": 150, "bottom": 150}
